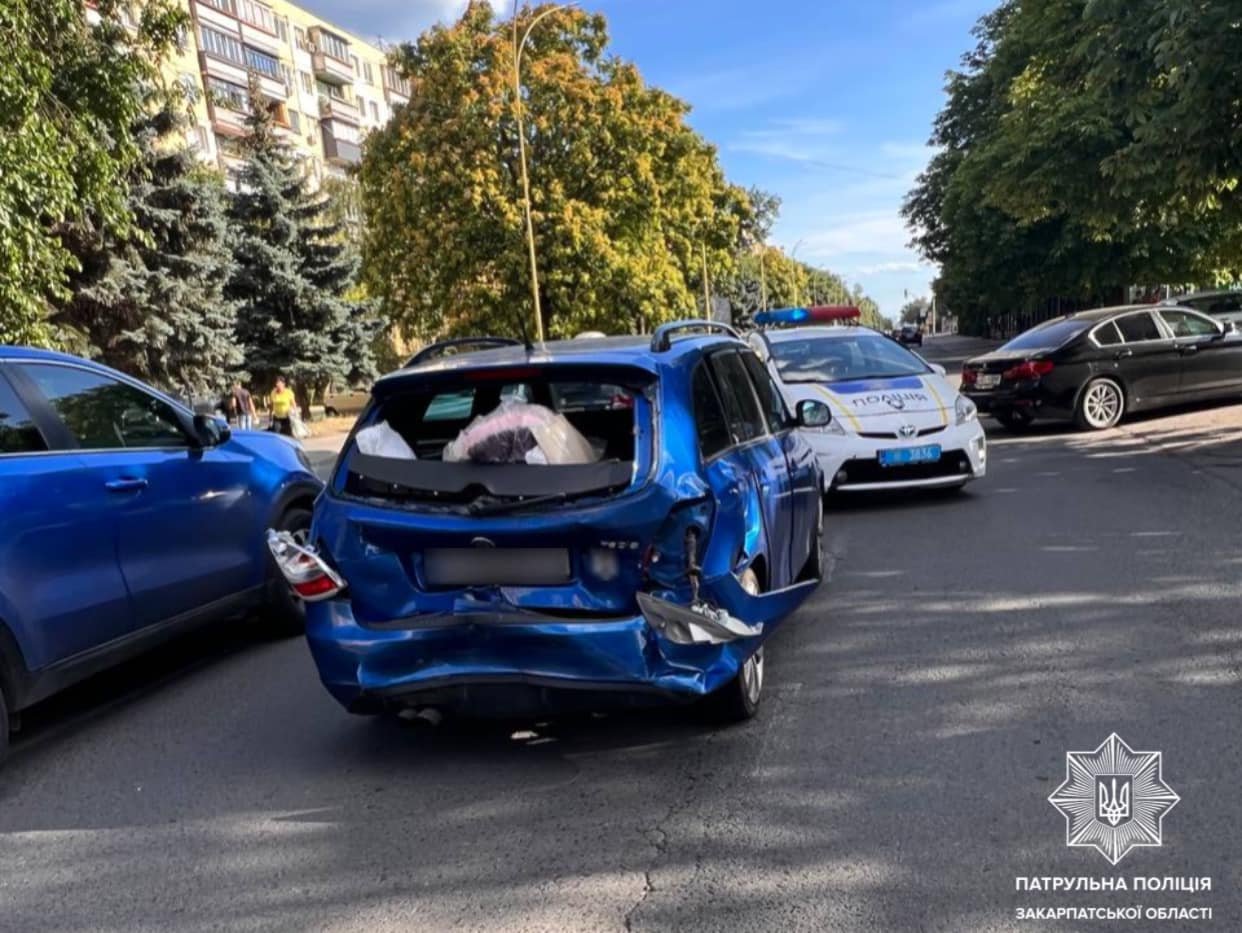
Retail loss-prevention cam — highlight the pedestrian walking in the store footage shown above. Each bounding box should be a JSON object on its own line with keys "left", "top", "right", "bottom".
{"left": 232, "top": 380, "right": 256, "bottom": 430}
{"left": 269, "top": 377, "right": 297, "bottom": 436}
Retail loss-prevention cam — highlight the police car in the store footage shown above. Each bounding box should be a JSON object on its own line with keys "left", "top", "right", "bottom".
{"left": 748, "top": 307, "right": 986, "bottom": 492}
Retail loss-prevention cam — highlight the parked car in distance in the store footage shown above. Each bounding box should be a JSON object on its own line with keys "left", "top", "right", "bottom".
{"left": 271, "top": 322, "right": 826, "bottom": 724}
{"left": 0, "top": 348, "right": 323, "bottom": 755}
{"left": 750, "top": 321, "right": 985, "bottom": 492}
{"left": 897, "top": 324, "right": 923, "bottom": 347}
{"left": 323, "top": 383, "right": 371, "bottom": 417}
{"left": 961, "top": 305, "right": 1242, "bottom": 431}
{"left": 1162, "top": 289, "right": 1242, "bottom": 328}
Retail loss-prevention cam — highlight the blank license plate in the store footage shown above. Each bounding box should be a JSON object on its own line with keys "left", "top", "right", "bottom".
{"left": 878, "top": 445, "right": 942, "bottom": 467}
{"left": 975, "top": 374, "right": 1000, "bottom": 389}
{"left": 423, "top": 548, "right": 571, "bottom": 586}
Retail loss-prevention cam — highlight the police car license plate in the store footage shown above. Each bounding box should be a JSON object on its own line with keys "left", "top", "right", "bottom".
{"left": 878, "top": 445, "right": 941, "bottom": 467}
{"left": 976, "top": 374, "right": 1000, "bottom": 389}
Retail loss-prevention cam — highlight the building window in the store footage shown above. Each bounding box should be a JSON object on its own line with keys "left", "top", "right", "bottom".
{"left": 207, "top": 76, "right": 249, "bottom": 112}
{"left": 317, "top": 79, "right": 349, "bottom": 103}
{"left": 178, "top": 72, "right": 200, "bottom": 103}
{"left": 351, "top": 55, "right": 361, "bottom": 75}
{"left": 200, "top": 0, "right": 237, "bottom": 15}
{"left": 364, "top": 62, "right": 374, "bottom": 84}
{"left": 237, "top": 0, "right": 276, "bottom": 33}
{"left": 294, "top": 27, "right": 307, "bottom": 51}
{"left": 175, "top": 24, "right": 189, "bottom": 53}
{"left": 276, "top": 17, "right": 288, "bottom": 42}
{"left": 289, "top": 111, "right": 301, "bottom": 132}
{"left": 369, "top": 100, "right": 379, "bottom": 122}
{"left": 244, "top": 45, "right": 282, "bottom": 79}
{"left": 280, "top": 64, "right": 294, "bottom": 88}
{"left": 316, "top": 30, "right": 350, "bottom": 62}
{"left": 300, "top": 71, "right": 313, "bottom": 94}
{"left": 195, "top": 126, "right": 211, "bottom": 150}
{"left": 200, "top": 26, "right": 245, "bottom": 67}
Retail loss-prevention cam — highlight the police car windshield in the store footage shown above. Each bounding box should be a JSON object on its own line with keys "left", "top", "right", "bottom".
{"left": 769, "top": 333, "right": 930, "bottom": 384}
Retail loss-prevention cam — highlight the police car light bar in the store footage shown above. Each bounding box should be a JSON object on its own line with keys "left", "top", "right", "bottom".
{"left": 753, "top": 305, "right": 861, "bottom": 327}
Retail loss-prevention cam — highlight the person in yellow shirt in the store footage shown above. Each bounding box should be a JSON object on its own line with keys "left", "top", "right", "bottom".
{"left": 269, "top": 377, "right": 297, "bottom": 436}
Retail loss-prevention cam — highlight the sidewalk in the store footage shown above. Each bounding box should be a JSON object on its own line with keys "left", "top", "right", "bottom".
{"left": 302, "top": 430, "right": 350, "bottom": 479}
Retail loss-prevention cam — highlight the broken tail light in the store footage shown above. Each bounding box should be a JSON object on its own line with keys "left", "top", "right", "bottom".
{"left": 266, "top": 529, "right": 346, "bottom": 602}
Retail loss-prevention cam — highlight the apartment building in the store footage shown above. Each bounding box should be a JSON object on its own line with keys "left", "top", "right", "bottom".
{"left": 162, "top": 0, "right": 412, "bottom": 183}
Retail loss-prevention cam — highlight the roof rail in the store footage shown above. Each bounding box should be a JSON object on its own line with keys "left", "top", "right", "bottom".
{"left": 650, "top": 320, "right": 740, "bottom": 352}
{"left": 404, "top": 336, "right": 522, "bottom": 368}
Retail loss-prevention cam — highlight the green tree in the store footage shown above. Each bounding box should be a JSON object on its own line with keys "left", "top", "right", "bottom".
{"left": 360, "top": 2, "right": 750, "bottom": 340}
{"left": 0, "top": 0, "right": 185, "bottom": 345}
{"left": 228, "top": 76, "right": 380, "bottom": 413}
{"left": 56, "top": 101, "right": 244, "bottom": 396}
{"left": 899, "top": 297, "right": 930, "bottom": 325}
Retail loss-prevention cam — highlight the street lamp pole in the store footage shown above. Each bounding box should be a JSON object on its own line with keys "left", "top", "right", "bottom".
{"left": 512, "top": 2, "right": 573, "bottom": 343}
{"left": 790, "top": 239, "right": 804, "bottom": 307}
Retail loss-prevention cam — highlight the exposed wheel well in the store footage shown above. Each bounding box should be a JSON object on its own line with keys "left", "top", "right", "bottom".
{"left": 746, "top": 554, "right": 769, "bottom": 591}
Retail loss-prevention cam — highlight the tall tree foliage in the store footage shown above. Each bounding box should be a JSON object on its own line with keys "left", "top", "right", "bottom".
{"left": 0, "top": 0, "right": 185, "bottom": 345}
{"left": 56, "top": 101, "right": 244, "bottom": 396}
{"left": 905, "top": 1, "right": 1242, "bottom": 333}
{"left": 228, "top": 77, "right": 379, "bottom": 411}
{"left": 360, "top": 1, "right": 752, "bottom": 340}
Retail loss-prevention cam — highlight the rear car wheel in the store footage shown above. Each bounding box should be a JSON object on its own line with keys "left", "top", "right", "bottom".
{"left": 798, "top": 498, "right": 825, "bottom": 583}
{"left": 711, "top": 566, "right": 766, "bottom": 723}
{"left": 263, "top": 506, "right": 313, "bottom": 636}
{"left": 1075, "top": 378, "right": 1125, "bottom": 430}
{"left": 994, "top": 408, "right": 1034, "bottom": 432}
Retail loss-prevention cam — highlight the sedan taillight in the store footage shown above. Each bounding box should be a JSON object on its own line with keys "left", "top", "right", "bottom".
{"left": 960, "top": 367, "right": 978, "bottom": 386}
{"left": 1002, "top": 359, "right": 1055, "bottom": 381}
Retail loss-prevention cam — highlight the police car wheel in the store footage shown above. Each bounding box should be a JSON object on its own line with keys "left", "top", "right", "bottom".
{"left": 711, "top": 567, "right": 765, "bottom": 723}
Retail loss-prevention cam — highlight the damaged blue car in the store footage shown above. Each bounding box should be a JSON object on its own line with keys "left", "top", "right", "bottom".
{"left": 269, "top": 322, "right": 827, "bottom": 722}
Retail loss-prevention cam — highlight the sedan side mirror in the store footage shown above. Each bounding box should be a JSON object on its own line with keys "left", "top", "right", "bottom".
{"left": 1222, "top": 320, "right": 1237, "bottom": 335}
{"left": 193, "top": 413, "right": 231, "bottom": 447}
{"left": 796, "top": 399, "right": 833, "bottom": 428}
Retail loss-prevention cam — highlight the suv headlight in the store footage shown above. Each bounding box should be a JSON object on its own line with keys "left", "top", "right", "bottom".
{"left": 955, "top": 394, "right": 977, "bottom": 425}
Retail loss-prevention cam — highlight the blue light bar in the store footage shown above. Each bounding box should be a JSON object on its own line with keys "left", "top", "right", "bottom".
{"left": 752, "top": 307, "right": 809, "bottom": 326}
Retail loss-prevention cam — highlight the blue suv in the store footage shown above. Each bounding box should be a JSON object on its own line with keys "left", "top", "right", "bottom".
{"left": 272, "top": 323, "right": 827, "bottom": 722}
{"left": 0, "top": 348, "right": 322, "bottom": 753}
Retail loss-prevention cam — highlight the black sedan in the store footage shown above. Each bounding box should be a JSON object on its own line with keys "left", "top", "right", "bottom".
{"left": 897, "top": 324, "right": 923, "bottom": 347}
{"left": 961, "top": 305, "right": 1242, "bottom": 431}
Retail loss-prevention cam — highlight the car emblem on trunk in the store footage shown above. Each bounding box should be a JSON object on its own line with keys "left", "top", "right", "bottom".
{"left": 898, "top": 424, "right": 917, "bottom": 439}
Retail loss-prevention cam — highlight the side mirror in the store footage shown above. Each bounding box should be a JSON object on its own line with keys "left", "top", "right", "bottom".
{"left": 929, "top": 362, "right": 947, "bottom": 376}
{"left": 1222, "top": 320, "right": 1237, "bottom": 335}
{"left": 193, "top": 413, "right": 231, "bottom": 447}
{"left": 796, "top": 399, "right": 833, "bottom": 428}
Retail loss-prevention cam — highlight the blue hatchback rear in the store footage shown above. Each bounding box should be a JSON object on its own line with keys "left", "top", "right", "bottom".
{"left": 294, "top": 325, "right": 825, "bottom": 721}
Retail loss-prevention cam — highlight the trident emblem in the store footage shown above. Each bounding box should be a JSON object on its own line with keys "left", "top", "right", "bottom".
{"left": 1096, "top": 776, "right": 1131, "bottom": 826}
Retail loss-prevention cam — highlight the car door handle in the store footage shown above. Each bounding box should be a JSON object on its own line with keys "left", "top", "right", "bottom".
{"left": 1178, "top": 344, "right": 1199, "bottom": 355}
{"left": 105, "top": 477, "right": 148, "bottom": 492}
{"left": 1114, "top": 349, "right": 1133, "bottom": 360}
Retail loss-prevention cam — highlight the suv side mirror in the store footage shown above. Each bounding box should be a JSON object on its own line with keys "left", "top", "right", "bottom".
{"left": 193, "top": 413, "right": 231, "bottom": 447}
{"left": 796, "top": 399, "right": 833, "bottom": 428}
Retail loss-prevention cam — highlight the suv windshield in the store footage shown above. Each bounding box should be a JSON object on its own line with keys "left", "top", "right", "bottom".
{"left": 768, "top": 333, "right": 930, "bottom": 383}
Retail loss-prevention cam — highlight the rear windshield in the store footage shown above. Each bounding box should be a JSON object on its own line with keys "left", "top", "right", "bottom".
{"left": 338, "top": 367, "right": 652, "bottom": 507}
{"left": 1001, "top": 319, "right": 1090, "bottom": 352}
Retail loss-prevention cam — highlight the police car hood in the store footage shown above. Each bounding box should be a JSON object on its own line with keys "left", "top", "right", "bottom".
{"left": 784, "top": 374, "right": 955, "bottom": 432}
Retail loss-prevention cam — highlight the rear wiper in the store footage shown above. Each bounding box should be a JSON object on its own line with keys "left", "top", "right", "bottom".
{"left": 467, "top": 491, "right": 570, "bottom": 516}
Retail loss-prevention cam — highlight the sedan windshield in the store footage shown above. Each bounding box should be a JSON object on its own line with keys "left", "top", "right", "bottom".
{"left": 768, "top": 332, "right": 930, "bottom": 383}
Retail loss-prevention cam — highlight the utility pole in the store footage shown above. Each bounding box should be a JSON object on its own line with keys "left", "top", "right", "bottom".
{"left": 701, "top": 243, "right": 712, "bottom": 318}
{"left": 512, "top": 1, "right": 575, "bottom": 343}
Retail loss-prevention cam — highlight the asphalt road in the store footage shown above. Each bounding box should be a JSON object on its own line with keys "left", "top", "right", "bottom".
{"left": 3, "top": 335, "right": 1240, "bottom": 931}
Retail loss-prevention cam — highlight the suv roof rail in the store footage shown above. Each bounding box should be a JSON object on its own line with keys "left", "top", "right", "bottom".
{"left": 404, "top": 336, "right": 522, "bottom": 368}
{"left": 650, "top": 320, "right": 740, "bottom": 352}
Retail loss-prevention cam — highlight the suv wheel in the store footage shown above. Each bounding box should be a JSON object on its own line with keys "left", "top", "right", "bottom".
{"left": 262, "top": 506, "right": 313, "bottom": 636}
{"left": 711, "top": 566, "right": 766, "bottom": 723}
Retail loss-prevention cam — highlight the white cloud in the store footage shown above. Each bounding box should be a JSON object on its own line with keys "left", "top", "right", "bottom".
{"left": 305, "top": 0, "right": 507, "bottom": 43}
{"left": 852, "top": 260, "right": 930, "bottom": 276}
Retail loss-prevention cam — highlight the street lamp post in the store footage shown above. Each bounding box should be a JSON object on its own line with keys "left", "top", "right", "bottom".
{"left": 512, "top": 1, "right": 574, "bottom": 343}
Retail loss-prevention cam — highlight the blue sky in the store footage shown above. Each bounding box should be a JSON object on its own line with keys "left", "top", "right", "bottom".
{"left": 303, "top": 0, "right": 994, "bottom": 318}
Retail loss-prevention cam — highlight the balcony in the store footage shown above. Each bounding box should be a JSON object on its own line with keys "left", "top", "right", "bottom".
{"left": 321, "top": 125, "right": 361, "bottom": 166}
{"left": 312, "top": 50, "right": 353, "bottom": 85}
{"left": 319, "top": 94, "right": 360, "bottom": 125}
{"left": 382, "top": 67, "right": 411, "bottom": 104}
